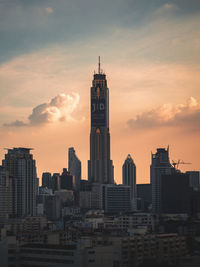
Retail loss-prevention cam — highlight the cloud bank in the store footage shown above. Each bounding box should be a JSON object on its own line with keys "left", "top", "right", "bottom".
{"left": 127, "top": 97, "right": 200, "bottom": 131}
{"left": 4, "top": 92, "right": 80, "bottom": 127}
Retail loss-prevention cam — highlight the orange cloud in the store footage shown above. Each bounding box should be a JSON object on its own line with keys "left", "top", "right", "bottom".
{"left": 127, "top": 97, "right": 200, "bottom": 131}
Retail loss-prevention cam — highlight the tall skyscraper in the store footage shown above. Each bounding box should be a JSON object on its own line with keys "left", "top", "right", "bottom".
{"left": 122, "top": 154, "right": 136, "bottom": 200}
{"left": 151, "top": 147, "right": 173, "bottom": 213}
{"left": 2, "top": 148, "right": 37, "bottom": 217}
{"left": 88, "top": 57, "right": 114, "bottom": 184}
{"left": 68, "top": 147, "right": 81, "bottom": 190}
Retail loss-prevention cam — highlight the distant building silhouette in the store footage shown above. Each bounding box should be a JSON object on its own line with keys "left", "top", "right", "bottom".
{"left": 60, "top": 168, "right": 73, "bottom": 190}
{"left": 42, "top": 172, "right": 51, "bottom": 188}
{"left": 68, "top": 147, "right": 81, "bottom": 190}
{"left": 137, "top": 184, "right": 152, "bottom": 211}
{"left": 151, "top": 147, "right": 173, "bottom": 213}
{"left": 2, "top": 147, "right": 37, "bottom": 217}
{"left": 51, "top": 173, "right": 60, "bottom": 192}
{"left": 88, "top": 58, "right": 114, "bottom": 184}
{"left": 122, "top": 154, "right": 136, "bottom": 200}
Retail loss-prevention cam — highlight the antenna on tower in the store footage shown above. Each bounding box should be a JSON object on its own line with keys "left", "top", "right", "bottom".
{"left": 98, "top": 56, "right": 100, "bottom": 74}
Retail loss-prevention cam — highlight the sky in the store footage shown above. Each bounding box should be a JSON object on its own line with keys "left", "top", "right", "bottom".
{"left": 0, "top": 0, "right": 200, "bottom": 184}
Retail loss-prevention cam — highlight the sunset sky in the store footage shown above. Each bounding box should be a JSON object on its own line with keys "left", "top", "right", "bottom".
{"left": 0, "top": 0, "right": 200, "bottom": 184}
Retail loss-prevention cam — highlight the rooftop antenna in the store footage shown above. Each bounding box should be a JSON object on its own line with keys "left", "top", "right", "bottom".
{"left": 98, "top": 56, "right": 100, "bottom": 74}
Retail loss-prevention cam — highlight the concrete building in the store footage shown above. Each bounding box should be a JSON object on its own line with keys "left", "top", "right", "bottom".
{"left": 122, "top": 154, "right": 136, "bottom": 200}
{"left": 88, "top": 58, "right": 114, "bottom": 185}
{"left": 19, "top": 243, "right": 83, "bottom": 267}
{"left": 151, "top": 147, "right": 173, "bottom": 213}
{"left": 2, "top": 147, "right": 37, "bottom": 218}
{"left": 68, "top": 147, "right": 81, "bottom": 191}
{"left": 120, "top": 233, "right": 187, "bottom": 267}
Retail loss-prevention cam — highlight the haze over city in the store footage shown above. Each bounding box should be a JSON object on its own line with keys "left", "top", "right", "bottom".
{"left": 0, "top": 0, "right": 200, "bottom": 183}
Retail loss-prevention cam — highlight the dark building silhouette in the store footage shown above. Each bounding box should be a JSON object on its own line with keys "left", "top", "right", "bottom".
{"left": 2, "top": 147, "right": 36, "bottom": 217}
{"left": 60, "top": 168, "right": 73, "bottom": 190}
{"left": 151, "top": 147, "right": 173, "bottom": 213}
{"left": 137, "top": 184, "right": 152, "bottom": 211}
{"left": 0, "top": 166, "right": 17, "bottom": 221}
{"left": 42, "top": 172, "right": 51, "bottom": 188}
{"left": 80, "top": 180, "right": 92, "bottom": 191}
{"left": 88, "top": 57, "right": 114, "bottom": 184}
{"left": 122, "top": 154, "right": 136, "bottom": 200}
{"left": 190, "top": 188, "right": 200, "bottom": 216}
{"left": 186, "top": 171, "right": 200, "bottom": 188}
{"left": 51, "top": 173, "right": 60, "bottom": 192}
{"left": 68, "top": 147, "right": 81, "bottom": 191}
{"left": 161, "top": 173, "right": 190, "bottom": 213}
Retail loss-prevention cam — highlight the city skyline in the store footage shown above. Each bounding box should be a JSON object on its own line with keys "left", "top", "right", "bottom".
{"left": 0, "top": 0, "right": 200, "bottom": 184}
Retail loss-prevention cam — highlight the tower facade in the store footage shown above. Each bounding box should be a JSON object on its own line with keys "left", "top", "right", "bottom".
{"left": 122, "top": 154, "right": 136, "bottom": 200}
{"left": 2, "top": 148, "right": 37, "bottom": 218}
{"left": 88, "top": 58, "right": 114, "bottom": 184}
{"left": 68, "top": 147, "right": 81, "bottom": 190}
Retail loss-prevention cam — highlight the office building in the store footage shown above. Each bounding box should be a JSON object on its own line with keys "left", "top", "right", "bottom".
{"left": 2, "top": 147, "right": 37, "bottom": 217}
{"left": 88, "top": 58, "right": 114, "bottom": 184}
{"left": 150, "top": 147, "right": 173, "bottom": 213}
{"left": 122, "top": 154, "right": 136, "bottom": 199}
{"left": 68, "top": 147, "right": 81, "bottom": 190}
{"left": 101, "top": 184, "right": 131, "bottom": 213}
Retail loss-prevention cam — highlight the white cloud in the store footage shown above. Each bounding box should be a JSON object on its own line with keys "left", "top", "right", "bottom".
{"left": 127, "top": 97, "right": 200, "bottom": 130}
{"left": 4, "top": 92, "right": 80, "bottom": 127}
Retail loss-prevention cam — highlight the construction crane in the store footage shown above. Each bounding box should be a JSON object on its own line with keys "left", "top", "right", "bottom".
{"left": 172, "top": 160, "right": 191, "bottom": 169}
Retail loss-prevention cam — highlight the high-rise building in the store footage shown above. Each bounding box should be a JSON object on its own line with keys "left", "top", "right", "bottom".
{"left": 0, "top": 166, "right": 16, "bottom": 221}
{"left": 68, "top": 147, "right": 81, "bottom": 190}
{"left": 2, "top": 148, "right": 37, "bottom": 217}
{"left": 151, "top": 147, "right": 173, "bottom": 213}
{"left": 42, "top": 172, "right": 51, "bottom": 188}
{"left": 122, "top": 154, "right": 136, "bottom": 199}
{"left": 88, "top": 58, "right": 114, "bottom": 184}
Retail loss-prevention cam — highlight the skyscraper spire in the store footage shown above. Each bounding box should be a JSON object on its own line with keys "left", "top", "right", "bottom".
{"left": 98, "top": 56, "right": 100, "bottom": 74}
